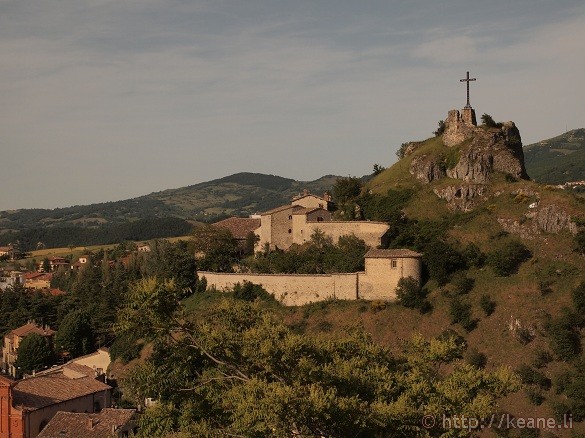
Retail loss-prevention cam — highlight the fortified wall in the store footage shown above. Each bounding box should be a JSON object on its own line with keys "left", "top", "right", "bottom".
{"left": 200, "top": 249, "right": 422, "bottom": 306}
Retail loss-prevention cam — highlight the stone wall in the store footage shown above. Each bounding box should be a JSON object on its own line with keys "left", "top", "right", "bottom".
{"left": 293, "top": 220, "right": 390, "bottom": 248}
{"left": 199, "top": 254, "right": 421, "bottom": 306}
{"left": 200, "top": 271, "right": 358, "bottom": 306}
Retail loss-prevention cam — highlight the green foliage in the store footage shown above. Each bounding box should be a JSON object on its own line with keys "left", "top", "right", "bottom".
{"left": 110, "top": 333, "right": 144, "bottom": 364}
{"left": 575, "top": 230, "right": 585, "bottom": 255}
{"left": 433, "top": 119, "right": 445, "bottom": 136}
{"left": 526, "top": 388, "right": 545, "bottom": 406}
{"left": 55, "top": 310, "right": 95, "bottom": 358}
{"left": 465, "top": 348, "right": 487, "bottom": 369}
{"left": 358, "top": 189, "right": 414, "bottom": 223}
{"left": 190, "top": 224, "right": 238, "bottom": 272}
{"left": 451, "top": 273, "right": 474, "bottom": 295}
{"left": 14, "top": 333, "right": 54, "bottom": 375}
{"left": 480, "top": 113, "right": 502, "bottom": 128}
{"left": 532, "top": 349, "right": 553, "bottom": 369}
{"left": 487, "top": 240, "right": 532, "bottom": 276}
{"left": 423, "top": 240, "right": 466, "bottom": 286}
{"left": 245, "top": 233, "right": 367, "bottom": 275}
{"left": 117, "top": 289, "right": 520, "bottom": 437}
{"left": 515, "top": 364, "right": 551, "bottom": 390}
{"left": 395, "top": 277, "right": 430, "bottom": 312}
{"left": 546, "top": 310, "right": 582, "bottom": 361}
{"left": 372, "top": 163, "right": 385, "bottom": 175}
{"left": 479, "top": 294, "right": 496, "bottom": 316}
{"left": 332, "top": 176, "right": 362, "bottom": 205}
{"left": 396, "top": 142, "right": 410, "bottom": 159}
{"left": 463, "top": 242, "right": 486, "bottom": 268}
{"left": 553, "top": 361, "right": 585, "bottom": 421}
{"left": 449, "top": 298, "right": 476, "bottom": 332}
{"left": 232, "top": 281, "right": 275, "bottom": 302}
{"left": 572, "top": 281, "right": 585, "bottom": 314}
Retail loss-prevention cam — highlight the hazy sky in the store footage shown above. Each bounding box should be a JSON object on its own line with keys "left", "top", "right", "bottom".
{"left": 1, "top": 0, "right": 584, "bottom": 210}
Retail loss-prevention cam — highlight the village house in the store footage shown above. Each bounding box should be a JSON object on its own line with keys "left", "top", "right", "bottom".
{"left": 2, "top": 323, "right": 56, "bottom": 378}
{"left": 70, "top": 255, "right": 90, "bottom": 271}
{"left": 36, "top": 408, "right": 137, "bottom": 438}
{"left": 0, "top": 246, "right": 14, "bottom": 260}
{"left": 0, "top": 363, "right": 112, "bottom": 438}
{"left": 0, "top": 272, "right": 24, "bottom": 292}
{"left": 36, "top": 258, "right": 69, "bottom": 273}
{"left": 22, "top": 274, "right": 52, "bottom": 291}
{"left": 211, "top": 217, "right": 261, "bottom": 253}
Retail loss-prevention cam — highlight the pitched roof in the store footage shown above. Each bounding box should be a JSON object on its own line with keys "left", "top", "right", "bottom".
{"left": 11, "top": 322, "right": 56, "bottom": 338}
{"left": 365, "top": 249, "right": 423, "bottom": 258}
{"left": 212, "top": 217, "right": 261, "bottom": 239}
{"left": 260, "top": 204, "right": 296, "bottom": 216}
{"left": 37, "top": 408, "right": 136, "bottom": 438}
{"left": 12, "top": 370, "right": 111, "bottom": 411}
{"left": 291, "top": 207, "right": 328, "bottom": 216}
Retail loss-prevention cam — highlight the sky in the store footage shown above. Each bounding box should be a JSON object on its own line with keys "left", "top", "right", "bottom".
{"left": 1, "top": 0, "right": 584, "bottom": 211}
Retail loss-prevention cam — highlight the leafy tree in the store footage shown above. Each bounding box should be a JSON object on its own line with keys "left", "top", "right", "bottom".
{"left": 479, "top": 294, "right": 496, "bottom": 316}
{"left": 190, "top": 224, "right": 237, "bottom": 272}
{"left": 396, "top": 142, "right": 410, "bottom": 159}
{"left": 546, "top": 310, "right": 582, "bottom": 361}
{"left": 449, "top": 298, "right": 475, "bottom": 332}
{"left": 481, "top": 113, "right": 500, "bottom": 128}
{"left": 55, "top": 310, "right": 95, "bottom": 358}
{"left": 572, "top": 281, "right": 585, "bottom": 315}
{"left": 395, "top": 277, "right": 429, "bottom": 312}
{"left": 575, "top": 230, "right": 585, "bottom": 255}
{"left": 462, "top": 242, "right": 485, "bottom": 267}
{"left": 423, "top": 240, "right": 466, "bottom": 286}
{"left": 487, "top": 240, "right": 531, "bottom": 276}
{"left": 117, "top": 278, "right": 520, "bottom": 437}
{"left": 14, "top": 333, "right": 54, "bottom": 375}
{"left": 332, "top": 177, "right": 362, "bottom": 219}
{"left": 433, "top": 119, "right": 446, "bottom": 136}
{"left": 372, "top": 163, "right": 385, "bottom": 175}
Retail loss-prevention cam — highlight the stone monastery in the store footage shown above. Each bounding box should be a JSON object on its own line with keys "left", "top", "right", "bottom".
{"left": 201, "top": 192, "right": 423, "bottom": 306}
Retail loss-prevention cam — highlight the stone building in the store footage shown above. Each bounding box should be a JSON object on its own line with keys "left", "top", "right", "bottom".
{"left": 255, "top": 192, "right": 390, "bottom": 250}
{"left": 2, "top": 323, "right": 56, "bottom": 378}
{"left": 37, "top": 408, "right": 137, "bottom": 438}
{"left": 200, "top": 248, "right": 422, "bottom": 306}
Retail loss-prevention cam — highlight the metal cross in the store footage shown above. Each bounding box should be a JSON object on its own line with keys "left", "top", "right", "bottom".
{"left": 460, "top": 71, "right": 476, "bottom": 108}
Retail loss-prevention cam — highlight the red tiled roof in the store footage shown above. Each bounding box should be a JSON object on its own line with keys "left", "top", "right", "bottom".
{"left": 12, "top": 370, "right": 111, "bottom": 411}
{"left": 37, "top": 409, "right": 136, "bottom": 438}
{"left": 11, "top": 322, "right": 56, "bottom": 338}
{"left": 23, "top": 272, "right": 44, "bottom": 280}
{"left": 212, "top": 217, "right": 261, "bottom": 240}
{"left": 365, "top": 249, "right": 423, "bottom": 258}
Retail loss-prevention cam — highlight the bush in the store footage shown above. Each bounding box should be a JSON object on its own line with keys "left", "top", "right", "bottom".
{"left": 546, "top": 311, "right": 582, "bottom": 361}
{"left": 574, "top": 230, "right": 585, "bottom": 254}
{"left": 423, "top": 241, "right": 466, "bottom": 286}
{"left": 462, "top": 243, "right": 485, "bottom": 268}
{"left": 465, "top": 348, "right": 487, "bottom": 369}
{"left": 449, "top": 298, "right": 475, "bottom": 332}
{"left": 572, "top": 281, "right": 585, "bottom": 314}
{"left": 232, "top": 281, "right": 275, "bottom": 302}
{"left": 433, "top": 120, "right": 445, "bottom": 136}
{"left": 481, "top": 113, "right": 500, "bottom": 128}
{"left": 532, "top": 349, "right": 553, "bottom": 369}
{"left": 395, "top": 277, "right": 429, "bottom": 311}
{"left": 515, "top": 364, "right": 551, "bottom": 390}
{"left": 479, "top": 294, "right": 496, "bottom": 316}
{"left": 452, "top": 274, "right": 474, "bottom": 295}
{"left": 487, "top": 240, "right": 532, "bottom": 276}
{"left": 526, "top": 388, "right": 545, "bottom": 406}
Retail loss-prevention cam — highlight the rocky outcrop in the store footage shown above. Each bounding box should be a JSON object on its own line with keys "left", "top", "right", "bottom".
{"left": 433, "top": 184, "right": 487, "bottom": 212}
{"left": 409, "top": 155, "right": 445, "bottom": 183}
{"left": 498, "top": 204, "right": 578, "bottom": 238}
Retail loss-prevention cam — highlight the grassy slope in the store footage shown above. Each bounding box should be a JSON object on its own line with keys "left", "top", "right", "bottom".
{"left": 524, "top": 128, "right": 585, "bottom": 184}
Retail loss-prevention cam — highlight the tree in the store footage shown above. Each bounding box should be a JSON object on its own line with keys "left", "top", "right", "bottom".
{"left": 487, "top": 240, "right": 531, "bottom": 276}
{"left": 190, "top": 224, "right": 238, "bottom": 272}
{"left": 575, "top": 230, "right": 585, "bottom": 255}
{"left": 433, "top": 120, "right": 445, "bottom": 136}
{"left": 55, "top": 310, "right": 95, "bottom": 358}
{"left": 395, "top": 276, "right": 428, "bottom": 311}
{"left": 480, "top": 113, "right": 499, "bottom": 128}
{"left": 14, "top": 333, "right": 54, "bottom": 375}
{"left": 372, "top": 163, "right": 385, "bottom": 175}
{"left": 117, "top": 278, "right": 519, "bottom": 437}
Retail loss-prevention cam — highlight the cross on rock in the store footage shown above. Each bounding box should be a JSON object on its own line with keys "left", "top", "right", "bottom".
{"left": 460, "top": 71, "right": 476, "bottom": 108}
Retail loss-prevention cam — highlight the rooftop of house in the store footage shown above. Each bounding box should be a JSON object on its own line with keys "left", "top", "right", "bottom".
{"left": 10, "top": 322, "right": 56, "bottom": 338}
{"left": 291, "top": 207, "right": 328, "bottom": 216}
{"left": 37, "top": 408, "right": 136, "bottom": 438}
{"left": 212, "top": 217, "right": 261, "bottom": 239}
{"left": 365, "top": 249, "right": 423, "bottom": 259}
{"left": 12, "top": 368, "right": 111, "bottom": 411}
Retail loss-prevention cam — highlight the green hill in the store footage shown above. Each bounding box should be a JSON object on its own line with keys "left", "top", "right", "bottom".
{"left": 0, "top": 172, "right": 340, "bottom": 250}
{"left": 524, "top": 128, "right": 585, "bottom": 184}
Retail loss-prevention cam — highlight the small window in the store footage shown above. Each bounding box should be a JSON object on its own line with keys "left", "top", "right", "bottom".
{"left": 317, "top": 217, "right": 323, "bottom": 222}
{"left": 288, "top": 229, "right": 292, "bottom": 234}
{"left": 288, "top": 215, "right": 293, "bottom": 220}
{"left": 391, "top": 259, "right": 397, "bottom": 268}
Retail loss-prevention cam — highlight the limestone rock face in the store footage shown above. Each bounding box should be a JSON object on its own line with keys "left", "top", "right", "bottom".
{"left": 433, "top": 184, "right": 487, "bottom": 212}
{"left": 409, "top": 155, "right": 445, "bottom": 183}
{"left": 444, "top": 111, "right": 529, "bottom": 183}
{"left": 528, "top": 204, "right": 578, "bottom": 234}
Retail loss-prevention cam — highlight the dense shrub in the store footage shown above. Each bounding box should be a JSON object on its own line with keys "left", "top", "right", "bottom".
{"left": 449, "top": 298, "right": 475, "bottom": 332}
{"left": 515, "top": 364, "right": 551, "bottom": 390}
{"left": 532, "top": 349, "right": 553, "bottom": 369}
{"left": 462, "top": 243, "right": 486, "bottom": 268}
{"left": 546, "top": 311, "right": 582, "bottom": 361}
{"left": 465, "top": 348, "right": 487, "bottom": 369}
{"left": 526, "top": 388, "right": 545, "bottom": 406}
{"left": 395, "top": 277, "right": 430, "bottom": 312}
{"left": 479, "top": 294, "right": 496, "bottom": 316}
{"left": 423, "top": 241, "right": 466, "bottom": 286}
{"left": 452, "top": 273, "right": 474, "bottom": 295}
{"left": 574, "top": 230, "right": 585, "bottom": 254}
{"left": 571, "top": 281, "right": 585, "bottom": 314}
{"left": 487, "top": 240, "right": 532, "bottom": 276}
{"left": 232, "top": 281, "right": 275, "bottom": 302}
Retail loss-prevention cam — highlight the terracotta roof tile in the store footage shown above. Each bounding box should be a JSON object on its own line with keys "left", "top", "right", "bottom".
{"left": 37, "top": 408, "right": 136, "bottom": 438}
{"left": 12, "top": 371, "right": 111, "bottom": 411}
{"left": 365, "top": 249, "right": 423, "bottom": 258}
{"left": 212, "top": 217, "right": 261, "bottom": 240}
{"left": 11, "top": 322, "right": 56, "bottom": 338}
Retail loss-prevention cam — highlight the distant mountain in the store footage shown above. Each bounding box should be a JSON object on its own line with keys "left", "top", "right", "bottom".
{"left": 0, "top": 172, "right": 341, "bottom": 250}
{"left": 523, "top": 128, "right": 585, "bottom": 184}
